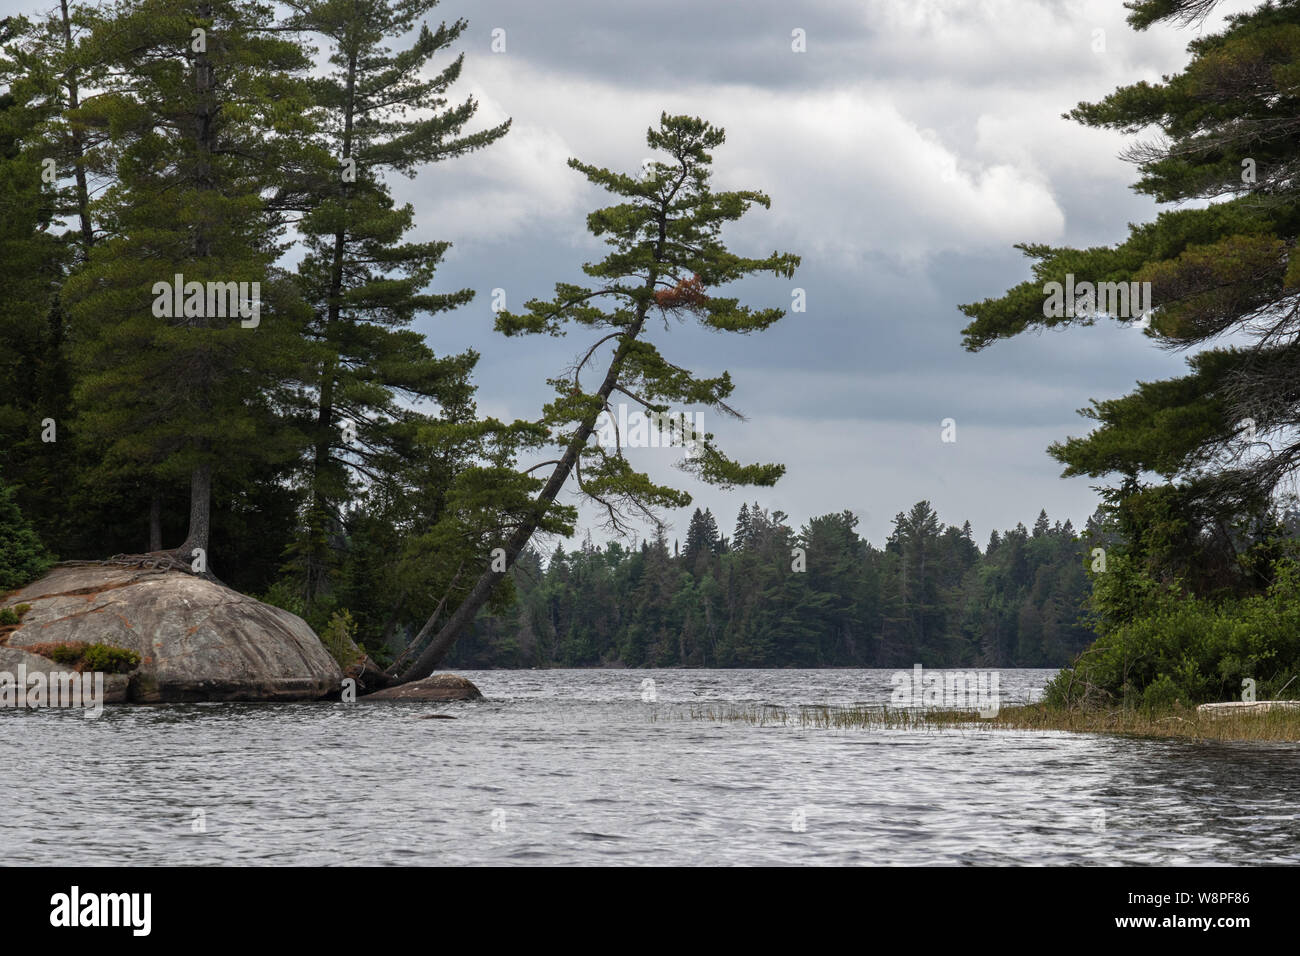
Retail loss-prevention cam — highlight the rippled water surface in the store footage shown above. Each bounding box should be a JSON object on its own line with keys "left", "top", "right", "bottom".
{"left": 3, "top": 669, "right": 1298, "bottom": 865}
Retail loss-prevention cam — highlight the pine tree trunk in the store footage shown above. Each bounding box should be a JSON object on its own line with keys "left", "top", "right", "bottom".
{"left": 179, "top": 462, "right": 212, "bottom": 562}
{"left": 305, "top": 49, "right": 356, "bottom": 607}
{"left": 306, "top": 358, "right": 337, "bottom": 603}
{"left": 149, "top": 494, "right": 162, "bottom": 552}
{"left": 177, "top": 4, "right": 216, "bottom": 568}
{"left": 58, "top": 0, "right": 93, "bottom": 255}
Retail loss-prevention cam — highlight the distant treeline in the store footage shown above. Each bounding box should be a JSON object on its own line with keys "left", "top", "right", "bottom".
{"left": 444, "top": 500, "right": 1097, "bottom": 669}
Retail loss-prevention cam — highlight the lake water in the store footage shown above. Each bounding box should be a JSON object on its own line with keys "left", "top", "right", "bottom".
{"left": 4, "top": 669, "right": 1299, "bottom": 865}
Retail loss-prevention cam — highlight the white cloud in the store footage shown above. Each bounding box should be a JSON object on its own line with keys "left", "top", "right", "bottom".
{"left": 400, "top": 61, "right": 1067, "bottom": 266}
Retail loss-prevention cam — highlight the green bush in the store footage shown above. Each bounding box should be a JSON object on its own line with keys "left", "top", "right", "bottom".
{"left": 46, "top": 644, "right": 84, "bottom": 666}
{"left": 80, "top": 643, "right": 141, "bottom": 674}
{"left": 319, "top": 608, "right": 364, "bottom": 669}
{"left": 0, "top": 477, "right": 53, "bottom": 593}
{"left": 43, "top": 642, "right": 140, "bottom": 674}
{"left": 259, "top": 579, "right": 306, "bottom": 619}
{"left": 259, "top": 581, "right": 350, "bottom": 641}
{"left": 0, "top": 604, "right": 32, "bottom": 626}
{"left": 1045, "top": 556, "right": 1300, "bottom": 709}
{"left": 262, "top": 584, "right": 377, "bottom": 667}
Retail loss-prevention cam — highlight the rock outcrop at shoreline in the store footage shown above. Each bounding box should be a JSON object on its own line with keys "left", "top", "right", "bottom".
{"left": 2, "top": 563, "right": 341, "bottom": 702}
{"left": 360, "top": 673, "right": 483, "bottom": 701}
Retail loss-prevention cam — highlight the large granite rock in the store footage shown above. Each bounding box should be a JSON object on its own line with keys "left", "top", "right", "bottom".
{"left": 2, "top": 563, "right": 341, "bottom": 702}
{"left": 361, "top": 673, "right": 483, "bottom": 701}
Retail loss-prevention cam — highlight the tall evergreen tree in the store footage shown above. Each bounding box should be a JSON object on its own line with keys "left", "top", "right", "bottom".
{"left": 684, "top": 506, "right": 721, "bottom": 559}
{"left": 283, "top": 0, "right": 509, "bottom": 607}
{"left": 62, "top": 0, "right": 321, "bottom": 570}
{"left": 0, "top": 26, "right": 73, "bottom": 546}
{"left": 2, "top": 2, "right": 104, "bottom": 258}
{"left": 960, "top": 0, "right": 1300, "bottom": 597}
{"left": 732, "top": 501, "right": 752, "bottom": 551}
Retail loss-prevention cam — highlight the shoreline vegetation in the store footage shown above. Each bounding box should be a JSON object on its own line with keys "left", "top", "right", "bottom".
{"left": 685, "top": 702, "right": 1300, "bottom": 743}
{"left": 444, "top": 502, "right": 1096, "bottom": 671}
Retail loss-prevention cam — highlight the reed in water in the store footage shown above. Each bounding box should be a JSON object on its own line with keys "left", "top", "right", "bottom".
{"left": 686, "top": 702, "right": 1300, "bottom": 742}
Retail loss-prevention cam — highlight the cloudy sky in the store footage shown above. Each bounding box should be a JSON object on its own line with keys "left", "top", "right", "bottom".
{"left": 5, "top": 0, "right": 1255, "bottom": 549}
{"left": 389, "top": 0, "right": 1260, "bottom": 550}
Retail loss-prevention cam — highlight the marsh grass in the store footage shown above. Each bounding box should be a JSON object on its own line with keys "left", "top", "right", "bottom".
{"left": 686, "top": 702, "right": 1300, "bottom": 741}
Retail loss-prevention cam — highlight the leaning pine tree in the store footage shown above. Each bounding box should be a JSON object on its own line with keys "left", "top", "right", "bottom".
{"left": 392, "top": 113, "right": 800, "bottom": 682}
